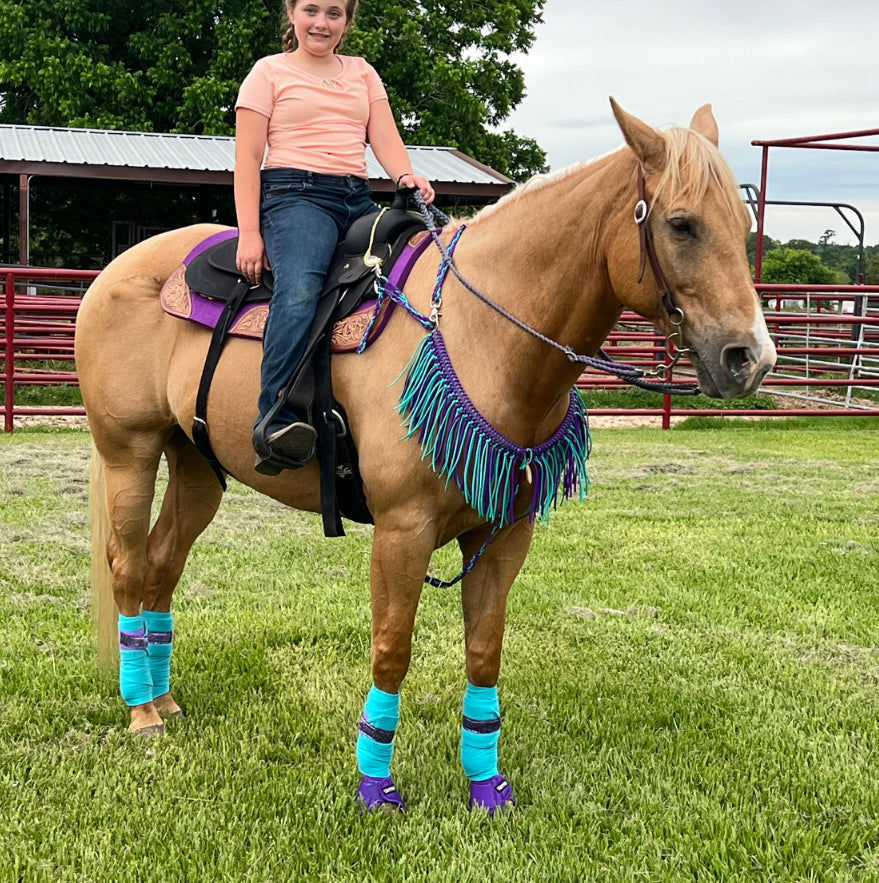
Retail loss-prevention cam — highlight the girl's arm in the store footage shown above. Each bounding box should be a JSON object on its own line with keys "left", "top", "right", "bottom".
{"left": 234, "top": 108, "right": 270, "bottom": 285}
{"left": 367, "top": 99, "right": 435, "bottom": 204}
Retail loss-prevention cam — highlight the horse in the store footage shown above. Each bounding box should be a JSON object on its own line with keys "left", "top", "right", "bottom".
{"left": 76, "top": 99, "right": 776, "bottom": 813}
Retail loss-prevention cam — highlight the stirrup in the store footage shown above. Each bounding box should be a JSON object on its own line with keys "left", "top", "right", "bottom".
{"left": 253, "top": 420, "right": 316, "bottom": 474}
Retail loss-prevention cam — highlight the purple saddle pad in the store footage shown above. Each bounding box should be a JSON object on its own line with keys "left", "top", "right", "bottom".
{"left": 160, "top": 227, "right": 434, "bottom": 351}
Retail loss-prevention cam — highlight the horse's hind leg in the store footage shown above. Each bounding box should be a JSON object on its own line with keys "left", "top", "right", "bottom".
{"left": 141, "top": 429, "right": 224, "bottom": 721}
{"left": 101, "top": 428, "right": 222, "bottom": 734}
{"left": 100, "top": 430, "right": 169, "bottom": 733}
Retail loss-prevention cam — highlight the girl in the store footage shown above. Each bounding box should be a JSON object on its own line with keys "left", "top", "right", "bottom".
{"left": 235, "top": 0, "right": 434, "bottom": 471}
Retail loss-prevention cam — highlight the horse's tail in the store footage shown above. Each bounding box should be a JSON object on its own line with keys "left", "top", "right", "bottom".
{"left": 89, "top": 444, "right": 117, "bottom": 674}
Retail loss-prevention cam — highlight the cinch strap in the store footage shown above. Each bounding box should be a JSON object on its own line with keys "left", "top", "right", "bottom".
{"left": 143, "top": 609, "right": 173, "bottom": 701}
{"left": 461, "top": 682, "right": 501, "bottom": 782}
{"left": 356, "top": 685, "right": 400, "bottom": 778}
{"left": 118, "top": 614, "right": 153, "bottom": 707}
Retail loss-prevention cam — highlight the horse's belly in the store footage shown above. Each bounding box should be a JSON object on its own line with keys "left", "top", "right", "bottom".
{"left": 166, "top": 330, "right": 324, "bottom": 512}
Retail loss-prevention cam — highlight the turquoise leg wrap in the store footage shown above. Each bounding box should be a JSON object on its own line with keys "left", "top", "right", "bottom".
{"left": 143, "top": 609, "right": 173, "bottom": 700}
{"left": 118, "top": 613, "right": 153, "bottom": 707}
{"left": 356, "top": 685, "right": 400, "bottom": 778}
{"left": 461, "top": 682, "right": 501, "bottom": 781}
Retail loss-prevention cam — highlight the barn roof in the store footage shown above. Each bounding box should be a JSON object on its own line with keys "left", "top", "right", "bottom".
{"left": 0, "top": 124, "right": 514, "bottom": 199}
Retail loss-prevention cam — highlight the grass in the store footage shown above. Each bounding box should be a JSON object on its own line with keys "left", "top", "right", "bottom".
{"left": 0, "top": 383, "right": 84, "bottom": 407}
{"left": 1, "top": 421, "right": 879, "bottom": 881}
{"left": 580, "top": 386, "right": 777, "bottom": 412}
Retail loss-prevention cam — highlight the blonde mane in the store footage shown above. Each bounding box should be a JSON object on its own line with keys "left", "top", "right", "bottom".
{"left": 471, "top": 127, "right": 748, "bottom": 228}
{"left": 470, "top": 154, "right": 610, "bottom": 225}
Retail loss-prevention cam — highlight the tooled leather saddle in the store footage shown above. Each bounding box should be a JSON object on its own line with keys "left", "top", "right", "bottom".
{"left": 159, "top": 190, "right": 434, "bottom": 537}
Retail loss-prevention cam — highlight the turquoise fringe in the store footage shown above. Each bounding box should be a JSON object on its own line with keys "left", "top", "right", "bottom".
{"left": 396, "top": 331, "right": 590, "bottom": 528}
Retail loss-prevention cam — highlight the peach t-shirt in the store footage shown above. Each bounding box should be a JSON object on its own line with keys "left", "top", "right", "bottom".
{"left": 235, "top": 53, "right": 388, "bottom": 178}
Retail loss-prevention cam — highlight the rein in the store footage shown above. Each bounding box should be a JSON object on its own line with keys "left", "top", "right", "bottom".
{"left": 410, "top": 181, "right": 700, "bottom": 395}
{"left": 377, "top": 176, "right": 702, "bottom": 588}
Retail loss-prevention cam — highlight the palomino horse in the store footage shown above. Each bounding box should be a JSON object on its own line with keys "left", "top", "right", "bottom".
{"left": 76, "top": 100, "right": 775, "bottom": 812}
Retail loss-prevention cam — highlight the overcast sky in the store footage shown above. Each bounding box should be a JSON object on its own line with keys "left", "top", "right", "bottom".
{"left": 507, "top": 0, "right": 879, "bottom": 246}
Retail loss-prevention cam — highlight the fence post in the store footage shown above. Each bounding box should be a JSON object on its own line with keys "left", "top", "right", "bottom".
{"left": 4, "top": 272, "right": 14, "bottom": 432}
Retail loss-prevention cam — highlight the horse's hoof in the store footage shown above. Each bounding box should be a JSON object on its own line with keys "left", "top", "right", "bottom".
{"left": 356, "top": 775, "right": 406, "bottom": 813}
{"left": 152, "top": 694, "right": 184, "bottom": 719}
{"left": 469, "top": 774, "right": 515, "bottom": 814}
{"left": 129, "top": 722, "right": 165, "bottom": 739}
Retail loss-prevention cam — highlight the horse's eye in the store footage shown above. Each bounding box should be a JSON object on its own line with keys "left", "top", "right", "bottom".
{"left": 669, "top": 216, "right": 693, "bottom": 236}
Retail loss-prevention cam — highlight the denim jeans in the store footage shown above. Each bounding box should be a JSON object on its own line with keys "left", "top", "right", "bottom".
{"left": 257, "top": 167, "right": 379, "bottom": 427}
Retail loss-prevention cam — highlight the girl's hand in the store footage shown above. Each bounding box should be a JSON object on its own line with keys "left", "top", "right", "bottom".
{"left": 236, "top": 231, "right": 270, "bottom": 286}
{"left": 397, "top": 172, "right": 435, "bottom": 205}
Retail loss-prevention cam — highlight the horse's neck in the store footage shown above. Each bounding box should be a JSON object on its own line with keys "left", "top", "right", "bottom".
{"left": 427, "top": 151, "right": 632, "bottom": 440}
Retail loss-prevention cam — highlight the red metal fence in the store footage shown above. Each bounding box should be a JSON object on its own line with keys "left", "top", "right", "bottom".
{"left": 3, "top": 265, "right": 879, "bottom": 432}
{"left": 2, "top": 267, "right": 96, "bottom": 432}
{"left": 577, "top": 282, "right": 879, "bottom": 427}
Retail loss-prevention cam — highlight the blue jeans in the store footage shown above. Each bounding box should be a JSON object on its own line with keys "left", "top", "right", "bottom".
{"left": 257, "top": 168, "right": 379, "bottom": 427}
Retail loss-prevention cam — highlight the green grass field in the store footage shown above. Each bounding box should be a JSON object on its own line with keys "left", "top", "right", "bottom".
{"left": 1, "top": 420, "right": 878, "bottom": 882}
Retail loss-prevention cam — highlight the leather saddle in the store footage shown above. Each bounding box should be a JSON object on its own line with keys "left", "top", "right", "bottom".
{"left": 186, "top": 190, "right": 432, "bottom": 538}
{"left": 183, "top": 195, "right": 429, "bottom": 308}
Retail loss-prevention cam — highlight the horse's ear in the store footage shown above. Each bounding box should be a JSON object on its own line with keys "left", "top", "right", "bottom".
{"left": 689, "top": 104, "right": 719, "bottom": 147}
{"left": 609, "top": 97, "right": 666, "bottom": 173}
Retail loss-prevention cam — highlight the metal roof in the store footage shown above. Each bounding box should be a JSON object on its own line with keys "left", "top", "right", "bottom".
{"left": 0, "top": 124, "right": 513, "bottom": 197}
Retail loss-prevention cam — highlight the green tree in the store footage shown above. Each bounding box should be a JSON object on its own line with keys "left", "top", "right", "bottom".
{"left": 0, "top": 0, "right": 547, "bottom": 179}
{"left": 747, "top": 231, "right": 780, "bottom": 269}
{"left": 0, "top": 0, "right": 278, "bottom": 133}
{"left": 346, "top": 0, "right": 548, "bottom": 179}
{"left": 760, "top": 247, "right": 836, "bottom": 285}
{"left": 865, "top": 254, "right": 879, "bottom": 285}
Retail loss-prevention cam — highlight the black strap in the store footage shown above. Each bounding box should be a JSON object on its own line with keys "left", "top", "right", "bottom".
{"left": 192, "top": 277, "right": 253, "bottom": 489}
{"left": 313, "top": 331, "right": 345, "bottom": 537}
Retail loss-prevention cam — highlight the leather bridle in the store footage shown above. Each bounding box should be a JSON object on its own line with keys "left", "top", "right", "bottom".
{"left": 634, "top": 164, "right": 692, "bottom": 378}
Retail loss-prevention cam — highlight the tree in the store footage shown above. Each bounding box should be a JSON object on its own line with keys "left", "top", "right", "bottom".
{"left": 760, "top": 247, "right": 836, "bottom": 285}
{"left": 0, "top": 0, "right": 547, "bottom": 179}
{"left": 0, "top": 0, "right": 288, "bottom": 133}
{"left": 347, "top": 0, "right": 548, "bottom": 179}
{"left": 747, "top": 231, "right": 780, "bottom": 269}
{"left": 818, "top": 228, "right": 835, "bottom": 253}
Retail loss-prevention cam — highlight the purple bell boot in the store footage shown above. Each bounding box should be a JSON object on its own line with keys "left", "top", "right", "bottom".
{"left": 356, "top": 775, "right": 406, "bottom": 812}
{"left": 469, "top": 774, "right": 515, "bottom": 814}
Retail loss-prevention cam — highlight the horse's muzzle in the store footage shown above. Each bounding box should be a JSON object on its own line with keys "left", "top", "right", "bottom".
{"left": 692, "top": 336, "right": 776, "bottom": 399}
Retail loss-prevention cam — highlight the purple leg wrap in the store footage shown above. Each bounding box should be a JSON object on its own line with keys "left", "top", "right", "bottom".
{"left": 469, "top": 774, "right": 515, "bottom": 814}
{"left": 356, "top": 775, "right": 406, "bottom": 812}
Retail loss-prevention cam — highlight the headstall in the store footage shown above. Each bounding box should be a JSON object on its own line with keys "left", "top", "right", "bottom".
{"left": 634, "top": 164, "right": 693, "bottom": 380}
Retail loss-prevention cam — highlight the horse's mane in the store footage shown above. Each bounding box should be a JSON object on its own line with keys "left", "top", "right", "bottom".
{"left": 471, "top": 127, "right": 747, "bottom": 227}
{"left": 470, "top": 154, "right": 611, "bottom": 225}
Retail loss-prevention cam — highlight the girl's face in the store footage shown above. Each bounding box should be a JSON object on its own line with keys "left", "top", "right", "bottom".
{"left": 288, "top": 2, "right": 351, "bottom": 57}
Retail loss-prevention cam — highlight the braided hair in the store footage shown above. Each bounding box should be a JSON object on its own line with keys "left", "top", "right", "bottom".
{"left": 282, "top": 0, "right": 359, "bottom": 53}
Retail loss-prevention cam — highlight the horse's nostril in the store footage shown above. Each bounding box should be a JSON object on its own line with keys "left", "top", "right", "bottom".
{"left": 722, "top": 345, "right": 754, "bottom": 381}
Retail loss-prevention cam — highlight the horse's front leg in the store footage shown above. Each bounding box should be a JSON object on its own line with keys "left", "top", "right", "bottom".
{"left": 355, "top": 520, "right": 431, "bottom": 812}
{"left": 459, "top": 518, "right": 535, "bottom": 813}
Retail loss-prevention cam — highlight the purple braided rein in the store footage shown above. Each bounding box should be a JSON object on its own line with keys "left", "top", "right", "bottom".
{"left": 413, "top": 195, "right": 699, "bottom": 395}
